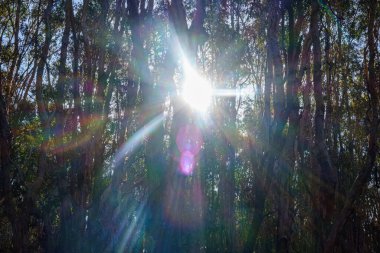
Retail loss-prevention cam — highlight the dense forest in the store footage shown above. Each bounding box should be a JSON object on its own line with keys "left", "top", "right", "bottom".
{"left": 0, "top": 0, "right": 379, "bottom": 252}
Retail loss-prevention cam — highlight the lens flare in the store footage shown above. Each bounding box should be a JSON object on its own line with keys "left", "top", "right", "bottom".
{"left": 176, "top": 124, "right": 203, "bottom": 155}
{"left": 179, "top": 151, "right": 195, "bottom": 175}
{"left": 176, "top": 124, "right": 203, "bottom": 176}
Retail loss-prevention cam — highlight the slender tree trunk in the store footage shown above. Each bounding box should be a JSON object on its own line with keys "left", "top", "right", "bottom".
{"left": 5, "top": 0, "right": 21, "bottom": 107}
{"left": 310, "top": 0, "right": 338, "bottom": 250}
{"left": 324, "top": 18, "right": 333, "bottom": 149}
{"left": 0, "top": 68, "right": 18, "bottom": 252}
{"left": 55, "top": 0, "right": 72, "bottom": 250}
{"left": 32, "top": 0, "right": 54, "bottom": 251}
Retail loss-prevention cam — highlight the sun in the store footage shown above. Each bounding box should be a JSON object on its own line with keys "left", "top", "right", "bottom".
{"left": 181, "top": 61, "right": 212, "bottom": 113}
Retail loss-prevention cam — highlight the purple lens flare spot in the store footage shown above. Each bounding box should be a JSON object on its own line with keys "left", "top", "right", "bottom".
{"left": 176, "top": 124, "right": 203, "bottom": 155}
{"left": 179, "top": 151, "right": 195, "bottom": 175}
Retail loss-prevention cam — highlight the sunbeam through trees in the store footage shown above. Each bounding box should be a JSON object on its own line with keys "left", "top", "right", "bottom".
{"left": 0, "top": 0, "right": 379, "bottom": 252}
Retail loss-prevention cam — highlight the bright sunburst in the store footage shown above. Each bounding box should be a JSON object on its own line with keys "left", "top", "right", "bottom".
{"left": 181, "top": 60, "right": 212, "bottom": 113}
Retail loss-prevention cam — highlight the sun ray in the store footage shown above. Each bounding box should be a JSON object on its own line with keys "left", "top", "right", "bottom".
{"left": 116, "top": 198, "right": 147, "bottom": 253}
{"left": 113, "top": 113, "right": 165, "bottom": 167}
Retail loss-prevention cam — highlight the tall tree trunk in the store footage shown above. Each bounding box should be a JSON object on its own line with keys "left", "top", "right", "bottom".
{"left": 151, "top": 1, "right": 206, "bottom": 251}
{"left": 55, "top": 0, "right": 72, "bottom": 250}
{"left": 310, "top": 0, "right": 337, "bottom": 250}
{"left": 76, "top": 0, "right": 94, "bottom": 247}
{"left": 0, "top": 66, "right": 18, "bottom": 252}
{"left": 32, "top": 0, "right": 54, "bottom": 251}
{"left": 324, "top": 17, "right": 333, "bottom": 149}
